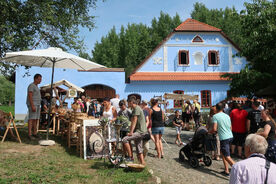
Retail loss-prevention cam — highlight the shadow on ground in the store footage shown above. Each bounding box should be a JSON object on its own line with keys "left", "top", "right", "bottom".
{"left": 2, "top": 127, "right": 80, "bottom": 157}
{"left": 173, "top": 157, "right": 229, "bottom": 181}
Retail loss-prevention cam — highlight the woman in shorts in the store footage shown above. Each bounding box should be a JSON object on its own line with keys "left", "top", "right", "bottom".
{"left": 150, "top": 99, "right": 164, "bottom": 159}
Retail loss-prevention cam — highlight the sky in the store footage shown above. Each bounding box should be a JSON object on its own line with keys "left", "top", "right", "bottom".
{"left": 79, "top": 0, "right": 250, "bottom": 56}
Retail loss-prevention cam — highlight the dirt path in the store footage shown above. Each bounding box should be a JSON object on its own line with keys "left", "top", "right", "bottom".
{"left": 145, "top": 127, "right": 238, "bottom": 184}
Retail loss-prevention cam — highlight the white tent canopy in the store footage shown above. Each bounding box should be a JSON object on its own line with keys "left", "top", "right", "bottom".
{"left": 2, "top": 47, "right": 105, "bottom": 70}
{"left": 41, "top": 79, "right": 84, "bottom": 93}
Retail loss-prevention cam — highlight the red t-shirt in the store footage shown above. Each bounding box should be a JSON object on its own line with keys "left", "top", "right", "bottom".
{"left": 230, "top": 109, "right": 248, "bottom": 133}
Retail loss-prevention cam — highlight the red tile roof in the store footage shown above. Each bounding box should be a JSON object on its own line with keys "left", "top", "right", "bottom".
{"left": 174, "top": 18, "right": 221, "bottom": 32}
{"left": 130, "top": 72, "right": 236, "bottom": 81}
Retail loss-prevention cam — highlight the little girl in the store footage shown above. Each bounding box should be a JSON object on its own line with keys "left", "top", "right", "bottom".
{"left": 173, "top": 110, "right": 184, "bottom": 146}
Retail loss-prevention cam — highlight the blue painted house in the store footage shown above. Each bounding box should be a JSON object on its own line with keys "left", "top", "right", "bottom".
{"left": 14, "top": 19, "right": 247, "bottom": 119}
{"left": 127, "top": 18, "right": 246, "bottom": 109}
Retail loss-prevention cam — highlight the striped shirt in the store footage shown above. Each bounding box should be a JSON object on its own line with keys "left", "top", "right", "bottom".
{"left": 229, "top": 153, "right": 276, "bottom": 184}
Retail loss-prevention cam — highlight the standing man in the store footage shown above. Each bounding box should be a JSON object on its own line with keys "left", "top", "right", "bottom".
{"left": 111, "top": 94, "right": 120, "bottom": 113}
{"left": 230, "top": 134, "right": 276, "bottom": 184}
{"left": 80, "top": 95, "right": 87, "bottom": 113}
{"left": 192, "top": 100, "right": 201, "bottom": 128}
{"left": 246, "top": 101, "right": 262, "bottom": 133}
{"left": 122, "top": 98, "right": 147, "bottom": 165}
{"left": 27, "top": 74, "right": 42, "bottom": 140}
{"left": 209, "top": 103, "right": 235, "bottom": 175}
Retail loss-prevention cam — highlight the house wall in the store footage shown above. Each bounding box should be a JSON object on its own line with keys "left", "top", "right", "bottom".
{"left": 137, "top": 32, "right": 247, "bottom": 73}
{"left": 15, "top": 66, "right": 126, "bottom": 119}
{"left": 125, "top": 80, "right": 230, "bottom": 109}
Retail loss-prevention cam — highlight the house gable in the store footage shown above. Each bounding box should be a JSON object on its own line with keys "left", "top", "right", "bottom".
{"left": 129, "top": 18, "right": 247, "bottom": 81}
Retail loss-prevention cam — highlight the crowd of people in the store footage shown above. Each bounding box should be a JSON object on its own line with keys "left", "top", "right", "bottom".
{"left": 100, "top": 96, "right": 166, "bottom": 165}
{"left": 170, "top": 98, "right": 276, "bottom": 182}
{"left": 204, "top": 100, "right": 276, "bottom": 183}
{"left": 25, "top": 74, "right": 276, "bottom": 182}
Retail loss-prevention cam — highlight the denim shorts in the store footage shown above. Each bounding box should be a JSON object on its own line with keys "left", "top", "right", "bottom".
{"left": 220, "top": 138, "right": 233, "bottom": 157}
{"left": 176, "top": 126, "right": 182, "bottom": 134}
{"left": 152, "top": 127, "right": 164, "bottom": 135}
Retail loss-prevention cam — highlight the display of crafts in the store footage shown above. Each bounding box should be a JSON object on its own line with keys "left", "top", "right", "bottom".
{"left": 98, "top": 117, "right": 109, "bottom": 128}
{"left": 71, "top": 103, "right": 80, "bottom": 111}
{"left": 57, "top": 108, "right": 67, "bottom": 116}
{"left": 115, "top": 115, "right": 130, "bottom": 130}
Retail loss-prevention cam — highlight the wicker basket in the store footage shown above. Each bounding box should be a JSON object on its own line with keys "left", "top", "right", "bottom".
{"left": 126, "top": 163, "right": 145, "bottom": 172}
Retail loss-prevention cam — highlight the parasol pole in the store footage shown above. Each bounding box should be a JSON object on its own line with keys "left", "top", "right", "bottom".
{"left": 46, "top": 58, "right": 56, "bottom": 140}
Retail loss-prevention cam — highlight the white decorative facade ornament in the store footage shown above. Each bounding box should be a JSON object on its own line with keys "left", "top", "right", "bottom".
{"left": 153, "top": 57, "right": 162, "bottom": 65}
{"left": 175, "top": 38, "right": 180, "bottom": 42}
{"left": 193, "top": 52, "right": 204, "bottom": 65}
{"left": 234, "top": 57, "right": 242, "bottom": 65}
{"left": 215, "top": 38, "right": 220, "bottom": 42}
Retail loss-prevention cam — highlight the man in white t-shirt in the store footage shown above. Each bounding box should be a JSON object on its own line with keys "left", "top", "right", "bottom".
{"left": 26, "top": 74, "right": 42, "bottom": 140}
{"left": 110, "top": 94, "right": 120, "bottom": 112}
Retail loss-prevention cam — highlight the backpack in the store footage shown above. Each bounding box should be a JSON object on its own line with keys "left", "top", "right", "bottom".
{"left": 185, "top": 104, "right": 191, "bottom": 114}
{"left": 194, "top": 106, "right": 199, "bottom": 116}
{"left": 193, "top": 106, "right": 199, "bottom": 117}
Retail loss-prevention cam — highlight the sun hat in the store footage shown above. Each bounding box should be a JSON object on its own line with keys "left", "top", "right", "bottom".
{"left": 45, "top": 93, "right": 50, "bottom": 97}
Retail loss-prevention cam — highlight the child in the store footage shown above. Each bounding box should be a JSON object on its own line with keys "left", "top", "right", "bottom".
{"left": 173, "top": 110, "right": 184, "bottom": 146}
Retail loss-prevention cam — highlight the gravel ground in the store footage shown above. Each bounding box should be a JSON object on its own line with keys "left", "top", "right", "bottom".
{"left": 145, "top": 127, "right": 240, "bottom": 184}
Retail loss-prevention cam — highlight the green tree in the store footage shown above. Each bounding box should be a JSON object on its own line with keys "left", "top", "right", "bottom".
{"left": 92, "top": 12, "right": 182, "bottom": 77}
{"left": 0, "top": 0, "right": 100, "bottom": 78}
{"left": 191, "top": 2, "right": 242, "bottom": 46}
{"left": 0, "top": 76, "right": 15, "bottom": 106}
{"left": 150, "top": 11, "right": 182, "bottom": 47}
{"left": 192, "top": 1, "right": 276, "bottom": 97}
{"left": 223, "top": 0, "right": 276, "bottom": 98}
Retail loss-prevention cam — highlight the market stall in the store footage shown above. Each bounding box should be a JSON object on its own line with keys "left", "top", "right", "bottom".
{"left": 39, "top": 79, "right": 103, "bottom": 152}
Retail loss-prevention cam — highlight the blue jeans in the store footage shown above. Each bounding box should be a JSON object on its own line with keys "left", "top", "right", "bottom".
{"left": 151, "top": 127, "right": 164, "bottom": 135}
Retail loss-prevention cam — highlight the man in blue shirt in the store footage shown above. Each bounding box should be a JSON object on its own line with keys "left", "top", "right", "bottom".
{"left": 209, "top": 102, "right": 235, "bottom": 176}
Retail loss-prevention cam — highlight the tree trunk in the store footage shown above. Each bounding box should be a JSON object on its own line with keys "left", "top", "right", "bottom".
{"left": 8, "top": 99, "right": 11, "bottom": 106}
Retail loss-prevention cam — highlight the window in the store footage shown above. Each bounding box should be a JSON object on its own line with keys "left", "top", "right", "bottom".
{"left": 178, "top": 50, "right": 189, "bottom": 65}
{"left": 193, "top": 52, "right": 203, "bottom": 65}
{"left": 208, "top": 50, "right": 219, "bottom": 65}
{"left": 201, "top": 90, "right": 211, "bottom": 107}
{"left": 227, "top": 90, "right": 231, "bottom": 98}
{"left": 192, "top": 35, "right": 203, "bottom": 43}
{"left": 173, "top": 90, "right": 184, "bottom": 108}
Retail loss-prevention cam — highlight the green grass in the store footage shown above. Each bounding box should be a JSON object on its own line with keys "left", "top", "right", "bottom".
{"left": 0, "top": 105, "right": 14, "bottom": 115}
{"left": 0, "top": 128, "right": 153, "bottom": 184}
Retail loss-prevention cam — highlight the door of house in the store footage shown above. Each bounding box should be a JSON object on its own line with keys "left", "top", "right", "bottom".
{"left": 83, "top": 84, "right": 115, "bottom": 100}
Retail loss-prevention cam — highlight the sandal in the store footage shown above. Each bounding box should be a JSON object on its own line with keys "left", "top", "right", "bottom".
{"left": 238, "top": 155, "right": 245, "bottom": 159}
{"left": 220, "top": 171, "right": 229, "bottom": 176}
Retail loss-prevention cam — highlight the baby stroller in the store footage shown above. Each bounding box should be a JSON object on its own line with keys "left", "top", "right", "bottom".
{"left": 179, "top": 126, "right": 215, "bottom": 168}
